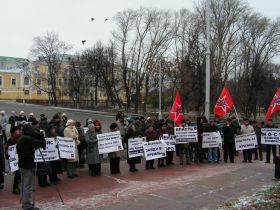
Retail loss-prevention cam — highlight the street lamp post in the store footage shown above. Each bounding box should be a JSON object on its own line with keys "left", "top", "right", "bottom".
{"left": 205, "top": 0, "right": 211, "bottom": 120}
{"left": 159, "top": 60, "right": 162, "bottom": 120}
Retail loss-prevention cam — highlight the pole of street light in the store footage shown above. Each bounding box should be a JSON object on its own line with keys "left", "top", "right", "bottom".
{"left": 159, "top": 59, "right": 162, "bottom": 120}
{"left": 205, "top": 0, "right": 211, "bottom": 120}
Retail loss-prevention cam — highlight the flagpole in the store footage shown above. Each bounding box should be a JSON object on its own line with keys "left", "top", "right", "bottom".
{"left": 205, "top": 0, "right": 211, "bottom": 120}
{"left": 233, "top": 105, "right": 241, "bottom": 125}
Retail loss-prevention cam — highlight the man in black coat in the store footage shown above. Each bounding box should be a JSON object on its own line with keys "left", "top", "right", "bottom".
{"left": 17, "top": 124, "right": 45, "bottom": 210}
{"left": 0, "top": 126, "right": 5, "bottom": 190}
{"left": 265, "top": 119, "right": 278, "bottom": 163}
{"left": 223, "top": 118, "right": 236, "bottom": 163}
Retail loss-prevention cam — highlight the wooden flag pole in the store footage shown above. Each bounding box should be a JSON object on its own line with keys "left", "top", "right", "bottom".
{"left": 233, "top": 105, "right": 241, "bottom": 126}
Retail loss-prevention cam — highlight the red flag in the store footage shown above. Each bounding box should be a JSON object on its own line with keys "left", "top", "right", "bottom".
{"left": 170, "top": 90, "right": 184, "bottom": 125}
{"left": 214, "top": 86, "right": 234, "bottom": 117}
{"left": 265, "top": 88, "right": 280, "bottom": 121}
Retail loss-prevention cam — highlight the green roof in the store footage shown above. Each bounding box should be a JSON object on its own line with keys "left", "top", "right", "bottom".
{"left": 0, "top": 56, "right": 30, "bottom": 63}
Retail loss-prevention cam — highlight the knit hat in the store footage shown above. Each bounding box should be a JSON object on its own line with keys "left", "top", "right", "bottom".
{"left": 110, "top": 122, "right": 118, "bottom": 130}
{"left": 66, "top": 119, "right": 75, "bottom": 127}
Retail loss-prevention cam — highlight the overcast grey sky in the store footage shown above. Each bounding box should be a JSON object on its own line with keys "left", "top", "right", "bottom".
{"left": 0, "top": 0, "right": 279, "bottom": 59}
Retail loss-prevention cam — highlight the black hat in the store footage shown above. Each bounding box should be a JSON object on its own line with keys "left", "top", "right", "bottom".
{"left": 181, "top": 119, "right": 186, "bottom": 124}
{"left": 110, "top": 122, "right": 118, "bottom": 130}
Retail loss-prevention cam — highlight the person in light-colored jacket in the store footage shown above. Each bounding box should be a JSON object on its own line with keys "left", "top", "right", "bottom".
{"left": 85, "top": 124, "right": 101, "bottom": 176}
{"left": 0, "top": 110, "right": 8, "bottom": 144}
{"left": 64, "top": 119, "right": 80, "bottom": 178}
{"left": 239, "top": 118, "right": 254, "bottom": 163}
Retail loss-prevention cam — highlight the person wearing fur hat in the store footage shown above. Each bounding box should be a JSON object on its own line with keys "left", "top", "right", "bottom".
{"left": 27, "top": 113, "right": 36, "bottom": 123}
{"left": 64, "top": 119, "right": 80, "bottom": 178}
{"left": 85, "top": 124, "right": 101, "bottom": 176}
{"left": 108, "top": 123, "right": 122, "bottom": 174}
{"left": 144, "top": 124, "right": 158, "bottom": 169}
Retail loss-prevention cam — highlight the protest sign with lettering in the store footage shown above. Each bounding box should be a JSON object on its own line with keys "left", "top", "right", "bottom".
{"left": 57, "top": 137, "right": 76, "bottom": 159}
{"left": 261, "top": 128, "right": 280, "bottom": 145}
{"left": 128, "top": 137, "right": 145, "bottom": 158}
{"left": 174, "top": 126, "right": 198, "bottom": 143}
{"left": 8, "top": 145, "right": 18, "bottom": 172}
{"left": 159, "top": 134, "right": 176, "bottom": 151}
{"left": 235, "top": 132, "right": 258, "bottom": 150}
{"left": 202, "top": 132, "right": 222, "bottom": 148}
{"left": 143, "top": 140, "right": 166, "bottom": 160}
{"left": 97, "top": 131, "right": 124, "bottom": 154}
{"left": 83, "top": 127, "right": 88, "bottom": 134}
{"left": 34, "top": 138, "right": 59, "bottom": 162}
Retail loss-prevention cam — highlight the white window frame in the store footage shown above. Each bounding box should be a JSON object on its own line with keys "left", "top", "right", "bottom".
{"left": 11, "top": 76, "right": 17, "bottom": 87}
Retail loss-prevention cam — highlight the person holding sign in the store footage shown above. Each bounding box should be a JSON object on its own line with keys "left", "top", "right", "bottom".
{"left": 17, "top": 124, "right": 46, "bottom": 210}
{"left": 125, "top": 123, "right": 142, "bottom": 172}
{"left": 265, "top": 119, "right": 278, "bottom": 163}
{"left": 144, "top": 124, "right": 158, "bottom": 169}
{"left": 0, "top": 126, "right": 4, "bottom": 190}
{"left": 239, "top": 118, "right": 255, "bottom": 163}
{"left": 205, "top": 119, "right": 219, "bottom": 163}
{"left": 252, "top": 120, "right": 263, "bottom": 161}
{"left": 108, "top": 123, "right": 122, "bottom": 174}
{"left": 85, "top": 124, "right": 101, "bottom": 176}
{"left": 64, "top": 119, "right": 80, "bottom": 178}
{"left": 157, "top": 122, "right": 168, "bottom": 167}
{"left": 5, "top": 126, "right": 22, "bottom": 194}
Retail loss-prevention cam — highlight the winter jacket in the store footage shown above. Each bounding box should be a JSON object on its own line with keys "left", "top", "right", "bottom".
{"left": 16, "top": 125, "right": 45, "bottom": 169}
{"left": 240, "top": 124, "right": 254, "bottom": 135}
{"left": 222, "top": 124, "right": 235, "bottom": 146}
{"left": 85, "top": 131, "right": 101, "bottom": 164}
{"left": 64, "top": 126, "right": 79, "bottom": 162}
{"left": 39, "top": 117, "right": 48, "bottom": 132}
{"left": 0, "top": 114, "right": 8, "bottom": 130}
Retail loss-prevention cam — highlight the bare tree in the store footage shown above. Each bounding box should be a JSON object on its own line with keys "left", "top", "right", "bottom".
{"left": 29, "top": 32, "right": 71, "bottom": 106}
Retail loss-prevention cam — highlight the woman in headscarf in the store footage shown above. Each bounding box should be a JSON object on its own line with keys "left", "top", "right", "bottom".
{"left": 64, "top": 119, "right": 80, "bottom": 178}
{"left": 85, "top": 124, "right": 101, "bottom": 176}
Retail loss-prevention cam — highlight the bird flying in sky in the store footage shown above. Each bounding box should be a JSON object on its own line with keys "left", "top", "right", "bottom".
{"left": 81, "top": 40, "right": 86, "bottom": 45}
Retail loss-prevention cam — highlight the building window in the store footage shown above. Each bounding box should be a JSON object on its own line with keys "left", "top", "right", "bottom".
{"left": 24, "top": 90, "right": 30, "bottom": 95}
{"left": 11, "top": 77, "right": 17, "bottom": 86}
{"left": 0, "top": 90, "right": 2, "bottom": 95}
{"left": 0, "top": 76, "right": 2, "bottom": 86}
{"left": 37, "top": 78, "right": 42, "bottom": 87}
{"left": 37, "top": 90, "right": 42, "bottom": 95}
{"left": 24, "top": 76, "right": 30, "bottom": 86}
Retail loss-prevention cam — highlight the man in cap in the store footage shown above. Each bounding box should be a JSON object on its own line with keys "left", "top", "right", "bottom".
{"left": 239, "top": 118, "right": 254, "bottom": 163}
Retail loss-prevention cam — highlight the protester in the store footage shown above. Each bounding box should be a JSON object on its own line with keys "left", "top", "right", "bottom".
{"left": 64, "top": 119, "right": 80, "bottom": 178}
{"left": 240, "top": 118, "right": 254, "bottom": 163}
{"left": 0, "top": 110, "right": 8, "bottom": 144}
{"left": 125, "top": 123, "right": 141, "bottom": 172}
{"left": 176, "top": 119, "right": 190, "bottom": 165}
{"left": 166, "top": 120, "right": 175, "bottom": 165}
{"left": 17, "top": 124, "right": 45, "bottom": 210}
{"left": 252, "top": 120, "right": 263, "bottom": 161}
{"left": 18, "top": 111, "right": 27, "bottom": 122}
{"left": 46, "top": 125, "right": 63, "bottom": 183}
{"left": 8, "top": 111, "right": 18, "bottom": 130}
{"left": 76, "top": 121, "right": 86, "bottom": 168}
{"left": 265, "top": 119, "right": 278, "bottom": 163}
{"left": 28, "top": 113, "right": 36, "bottom": 123}
{"left": 157, "top": 122, "right": 167, "bottom": 167}
{"left": 205, "top": 119, "right": 219, "bottom": 163}
{"left": 39, "top": 114, "right": 48, "bottom": 132}
{"left": 223, "top": 118, "right": 235, "bottom": 163}
{"left": 144, "top": 124, "right": 158, "bottom": 169}
{"left": 108, "top": 122, "right": 122, "bottom": 174}
{"left": 5, "top": 126, "right": 22, "bottom": 193}
{"left": 85, "top": 124, "right": 101, "bottom": 176}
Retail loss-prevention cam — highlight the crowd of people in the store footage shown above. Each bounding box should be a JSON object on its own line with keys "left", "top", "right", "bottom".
{"left": 0, "top": 110, "right": 278, "bottom": 210}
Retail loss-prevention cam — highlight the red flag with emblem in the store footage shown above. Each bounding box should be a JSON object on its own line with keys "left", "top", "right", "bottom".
{"left": 265, "top": 88, "right": 280, "bottom": 121}
{"left": 170, "top": 90, "right": 184, "bottom": 125}
{"left": 214, "top": 86, "right": 234, "bottom": 117}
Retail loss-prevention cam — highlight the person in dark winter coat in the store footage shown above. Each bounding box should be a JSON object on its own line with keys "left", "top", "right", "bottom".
{"left": 144, "top": 124, "right": 158, "bottom": 169}
{"left": 17, "top": 124, "right": 45, "bottom": 210}
{"left": 76, "top": 121, "right": 86, "bottom": 168}
{"left": 17, "top": 111, "right": 27, "bottom": 122}
{"left": 8, "top": 111, "right": 18, "bottom": 130}
{"left": 108, "top": 123, "right": 122, "bottom": 174}
{"left": 166, "top": 120, "right": 175, "bottom": 165}
{"left": 222, "top": 118, "right": 235, "bottom": 163}
{"left": 265, "top": 119, "right": 278, "bottom": 163}
{"left": 85, "top": 124, "right": 101, "bottom": 176}
{"left": 125, "top": 123, "right": 142, "bottom": 172}
{"left": 157, "top": 123, "right": 167, "bottom": 167}
{"left": 46, "top": 125, "right": 63, "bottom": 183}
{"left": 39, "top": 113, "right": 48, "bottom": 132}
{"left": 252, "top": 120, "right": 263, "bottom": 161}
{"left": 5, "top": 126, "right": 22, "bottom": 194}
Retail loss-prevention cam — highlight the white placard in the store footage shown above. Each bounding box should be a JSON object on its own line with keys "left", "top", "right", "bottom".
{"left": 8, "top": 145, "right": 18, "bottom": 172}
{"left": 202, "top": 132, "right": 222, "bottom": 148}
{"left": 235, "top": 132, "right": 258, "bottom": 150}
{"left": 143, "top": 140, "right": 166, "bottom": 160}
{"left": 261, "top": 128, "right": 280, "bottom": 145}
{"left": 159, "top": 134, "right": 176, "bottom": 151}
{"left": 174, "top": 126, "right": 198, "bottom": 143}
{"left": 97, "top": 131, "right": 124, "bottom": 154}
{"left": 57, "top": 137, "right": 76, "bottom": 159}
{"left": 83, "top": 127, "right": 89, "bottom": 134}
{"left": 128, "top": 137, "right": 145, "bottom": 158}
{"left": 34, "top": 138, "right": 59, "bottom": 162}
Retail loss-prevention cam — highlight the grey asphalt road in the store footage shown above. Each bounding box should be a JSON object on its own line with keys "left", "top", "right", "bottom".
{"left": 0, "top": 100, "right": 116, "bottom": 130}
